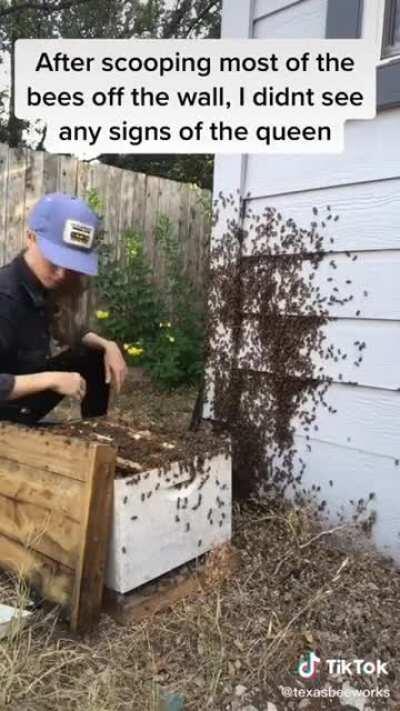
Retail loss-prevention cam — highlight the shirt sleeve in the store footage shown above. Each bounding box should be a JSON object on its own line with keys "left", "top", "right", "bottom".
{"left": 78, "top": 326, "right": 92, "bottom": 342}
{"left": 0, "top": 373, "right": 15, "bottom": 401}
{"left": 0, "top": 294, "right": 18, "bottom": 402}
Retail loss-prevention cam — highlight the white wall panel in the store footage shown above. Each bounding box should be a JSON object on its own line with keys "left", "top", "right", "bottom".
{"left": 254, "top": 0, "right": 327, "bottom": 38}
{"left": 243, "top": 179, "right": 400, "bottom": 254}
{"left": 254, "top": 0, "right": 307, "bottom": 21}
{"left": 239, "top": 318, "right": 400, "bottom": 390}
{"left": 292, "top": 383, "right": 400, "bottom": 459}
{"left": 245, "top": 109, "right": 400, "bottom": 198}
{"left": 242, "top": 251, "right": 400, "bottom": 320}
{"left": 217, "top": 0, "right": 400, "bottom": 568}
{"left": 289, "top": 438, "right": 400, "bottom": 564}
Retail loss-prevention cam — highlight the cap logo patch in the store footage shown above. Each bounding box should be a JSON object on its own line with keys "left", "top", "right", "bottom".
{"left": 63, "top": 219, "right": 94, "bottom": 250}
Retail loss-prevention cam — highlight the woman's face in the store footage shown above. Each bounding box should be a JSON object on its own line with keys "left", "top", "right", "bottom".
{"left": 25, "top": 231, "right": 82, "bottom": 290}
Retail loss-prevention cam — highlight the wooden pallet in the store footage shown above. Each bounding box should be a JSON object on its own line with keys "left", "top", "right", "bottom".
{"left": 0, "top": 422, "right": 116, "bottom": 632}
{"left": 103, "top": 542, "right": 239, "bottom": 625}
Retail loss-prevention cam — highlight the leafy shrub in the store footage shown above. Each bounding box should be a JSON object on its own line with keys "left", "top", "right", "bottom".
{"left": 145, "top": 321, "right": 203, "bottom": 389}
{"left": 145, "top": 214, "right": 205, "bottom": 387}
{"left": 88, "top": 188, "right": 206, "bottom": 389}
{"left": 94, "top": 228, "right": 163, "bottom": 345}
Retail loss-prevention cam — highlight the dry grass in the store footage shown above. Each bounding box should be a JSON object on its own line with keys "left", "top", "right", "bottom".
{"left": 0, "top": 498, "right": 399, "bottom": 711}
{"left": 1, "top": 375, "right": 399, "bottom": 710}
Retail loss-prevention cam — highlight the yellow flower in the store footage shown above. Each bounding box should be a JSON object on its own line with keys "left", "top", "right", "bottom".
{"left": 123, "top": 343, "right": 131, "bottom": 351}
{"left": 96, "top": 310, "right": 110, "bottom": 320}
{"left": 128, "top": 346, "right": 144, "bottom": 357}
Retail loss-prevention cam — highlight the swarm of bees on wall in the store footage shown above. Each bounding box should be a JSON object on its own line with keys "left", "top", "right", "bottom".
{"left": 203, "top": 189, "right": 377, "bottom": 531}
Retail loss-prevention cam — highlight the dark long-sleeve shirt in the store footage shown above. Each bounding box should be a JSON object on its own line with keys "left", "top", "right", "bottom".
{"left": 0, "top": 251, "right": 87, "bottom": 403}
{"left": 0, "top": 252, "right": 51, "bottom": 401}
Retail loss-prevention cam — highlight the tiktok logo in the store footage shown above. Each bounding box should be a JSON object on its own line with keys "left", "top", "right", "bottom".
{"left": 296, "top": 652, "right": 321, "bottom": 680}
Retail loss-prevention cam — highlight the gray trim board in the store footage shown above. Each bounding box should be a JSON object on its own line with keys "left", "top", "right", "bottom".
{"left": 326, "top": 0, "right": 400, "bottom": 110}
{"left": 377, "top": 59, "right": 400, "bottom": 109}
{"left": 326, "top": 0, "right": 364, "bottom": 39}
{"left": 382, "top": 0, "right": 400, "bottom": 58}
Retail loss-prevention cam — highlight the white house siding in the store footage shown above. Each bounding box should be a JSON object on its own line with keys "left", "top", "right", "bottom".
{"left": 253, "top": 0, "right": 328, "bottom": 38}
{"left": 208, "top": 0, "right": 400, "bottom": 564}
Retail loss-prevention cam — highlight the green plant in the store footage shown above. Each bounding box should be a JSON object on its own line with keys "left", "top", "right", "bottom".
{"left": 148, "top": 213, "right": 205, "bottom": 388}
{"left": 86, "top": 188, "right": 105, "bottom": 216}
{"left": 189, "top": 182, "right": 213, "bottom": 223}
{"left": 94, "top": 228, "right": 163, "bottom": 347}
{"left": 146, "top": 321, "right": 203, "bottom": 389}
{"left": 90, "top": 186, "right": 206, "bottom": 388}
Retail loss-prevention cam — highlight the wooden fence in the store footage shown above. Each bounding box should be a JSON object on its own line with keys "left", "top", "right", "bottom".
{"left": 0, "top": 143, "right": 211, "bottom": 294}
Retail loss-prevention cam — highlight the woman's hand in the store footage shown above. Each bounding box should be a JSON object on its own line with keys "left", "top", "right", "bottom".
{"left": 103, "top": 341, "right": 128, "bottom": 393}
{"left": 51, "top": 372, "right": 87, "bottom": 400}
{"left": 9, "top": 371, "right": 86, "bottom": 401}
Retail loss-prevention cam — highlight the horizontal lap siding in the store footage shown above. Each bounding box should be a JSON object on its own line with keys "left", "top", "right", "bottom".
{"left": 254, "top": 0, "right": 307, "bottom": 20}
{"left": 254, "top": 1, "right": 301, "bottom": 20}
{"left": 254, "top": 0, "right": 327, "bottom": 37}
{"left": 242, "top": 251, "right": 400, "bottom": 319}
{"left": 292, "top": 383, "right": 400, "bottom": 460}
{"left": 215, "top": 0, "right": 400, "bottom": 562}
{"left": 247, "top": 384, "right": 400, "bottom": 459}
{"left": 239, "top": 318, "right": 400, "bottom": 390}
{"left": 245, "top": 109, "right": 400, "bottom": 198}
{"left": 291, "top": 439, "right": 400, "bottom": 564}
{"left": 243, "top": 179, "right": 400, "bottom": 253}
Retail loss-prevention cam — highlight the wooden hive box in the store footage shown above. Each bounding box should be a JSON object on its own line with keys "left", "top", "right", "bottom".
{"left": 0, "top": 417, "right": 232, "bottom": 624}
{"left": 105, "top": 451, "right": 232, "bottom": 594}
{"left": 0, "top": 422, "right": 116, "bottom": 632}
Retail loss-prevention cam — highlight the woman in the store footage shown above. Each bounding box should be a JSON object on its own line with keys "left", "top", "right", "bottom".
{"left": 0, "top": 192, "right": 127, "bottom": 425}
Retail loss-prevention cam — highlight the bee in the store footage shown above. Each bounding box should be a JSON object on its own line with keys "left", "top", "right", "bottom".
{"left": 192, "top": 493, "right": 202, "bottom": 511}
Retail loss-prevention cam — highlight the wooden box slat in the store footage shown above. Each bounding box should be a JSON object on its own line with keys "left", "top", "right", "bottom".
{"left": 0, "top": 459, "right": 82, "bottom": 521}
{"left": 0, "top": 495, "right": 80, "bottom": 568}
{"left": 71, "top": 444, "right": 115, "bottom": 631}
{"left": 0, "top": 532, "right": 74, "bottom": 606}
{"left": 0, "top": 423, "right": 92, "bottom": 482}
{"left": 0, "top": 423, "right": 116, "bottom": 632}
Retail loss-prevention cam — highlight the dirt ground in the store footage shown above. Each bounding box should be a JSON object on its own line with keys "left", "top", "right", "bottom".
{"left": 0, "top": 370, "right": 399, "bottom": 711}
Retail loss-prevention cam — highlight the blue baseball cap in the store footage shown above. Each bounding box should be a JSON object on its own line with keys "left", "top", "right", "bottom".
{"left": 27, "top": 192, "right": 101, "bottom": 276}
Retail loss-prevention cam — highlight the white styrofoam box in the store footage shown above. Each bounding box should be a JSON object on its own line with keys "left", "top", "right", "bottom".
{"left": 105, "top": 452, "right": 232, "bottom": 594}
{"left": 0, "top": 604, "right": 31, "bottom": 639}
